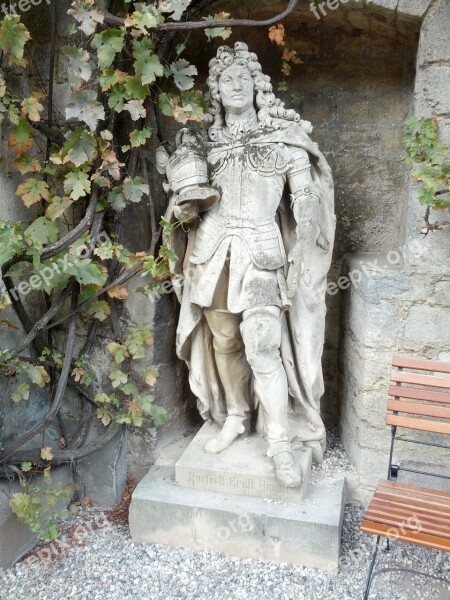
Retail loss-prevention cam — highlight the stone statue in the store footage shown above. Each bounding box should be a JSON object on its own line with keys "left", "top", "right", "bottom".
{"left": 159, "top": 42, "right": 335, "bottom": 488}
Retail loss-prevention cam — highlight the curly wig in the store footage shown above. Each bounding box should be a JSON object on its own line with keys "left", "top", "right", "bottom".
{"left": 204, "top": 42, "right": 301, "bottom": 141}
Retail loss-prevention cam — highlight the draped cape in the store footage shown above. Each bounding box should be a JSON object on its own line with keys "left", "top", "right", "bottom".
{"left": 165, "top": 122, "right": 335, "bottom": 448}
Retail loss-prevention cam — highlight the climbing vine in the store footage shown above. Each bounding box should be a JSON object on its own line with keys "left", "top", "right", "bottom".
{"left": 404, "top": 117, "right": 450, "bottom": 233}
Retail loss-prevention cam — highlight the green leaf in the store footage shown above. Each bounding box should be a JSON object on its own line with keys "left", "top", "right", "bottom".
{"left": 95, "top": 393, "right": 112, "bottom": 404}
{"left": 149, "top": 404, "right": 168, "bottom": 426}
{"left": 16, "top": 179, "right": 50, "bottom": 208}
{"left": 67, "top": 4, "right": 104, "bottom": 36}
{"left": 46, "top": 196, "right": 74, "bottom": 221}
{"left": 64, "top": 171, "right": 91, "bottom": 200}
{"left": 27, "top": 365, "right": 50, "bottom": 388}
{"left": 20, "top": 462, "right": 32, "bottom": 472}
{"left": 66, "top": 90, "right": 105, "bottom": 132}
{"left": 61, "top": 129, "right": 97, "bottom": 168}
{"left": 70, "top": 260, "right": 107, "bottom": 287}
{"left": 125, "top": 6, "right": 163, "bottom": 31}
{"left": 62, "top": 46, "right": 92, "bottom": 89}
{"left": 92, "top": 29, "right": 125, "bottom": 70}
{"left": 109, "top": 369, "right": 128, "bottom": 389}
{"left": 12, "top": 383, "right": 30, "bottom": 403}
{"left": 124, "top": 99, "right": 146, "bottom": 121}
{"left": 132, "top": 39, "right": 164, "bottom": 85}
{"left": 107, "top": 342, "right": 129, "bottom": 364}
{"left": 8, "top": 118, "right": 34, "bottom": 156}
{"left": 144, "top": 366, "right": 159, "bottom": 387}
{"left": 159, "top": 0, "right": 192, "bottom": 21}
{"left": 85, "top": 299, "right": 110, "bottom": 321}
{"left": 0, "top": 15, "right": 31, "bottom": 66}
{"left": 123, "top": 177, "right": 149, "bottom": 203}
{"left": 107, "top": 187, "right": 127, "bottom": 211}
{"left": 124, "top": 76, "right": 150, "bottom": 100}
{"left": 21, "top": 95, "right": 45, "bottom": 122}
{"left": 96, "top": 407, "right": 112, "bottom": 426}
{"left": 24, "top": 217, "right": 59, "bottom": 249}
{"left": 170, "top": 59, "right": 197, "bottom": 91}
{"left": 203, "top": 13, "right": 232, "bottom": 41}
{"left": 129, "top": 127, "right": 153, "bottom": 148}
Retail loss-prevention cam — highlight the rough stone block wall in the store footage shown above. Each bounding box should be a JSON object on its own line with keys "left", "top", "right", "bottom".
{"left": 339, "top": 0, "right": 450, "bottom": 499}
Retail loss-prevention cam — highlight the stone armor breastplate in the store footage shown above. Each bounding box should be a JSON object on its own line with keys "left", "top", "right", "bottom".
{"left": 190, "top": 142, "right": 290, "bottom": 270}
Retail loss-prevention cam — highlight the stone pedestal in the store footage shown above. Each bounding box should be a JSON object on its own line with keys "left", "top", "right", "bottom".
{"left": 129, "top": 425, "right": 346, "bottom": 572}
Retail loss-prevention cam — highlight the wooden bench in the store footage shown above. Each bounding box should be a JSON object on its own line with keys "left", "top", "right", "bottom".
{"left": 360, "top": 355, "right": 450, "bottom": 599}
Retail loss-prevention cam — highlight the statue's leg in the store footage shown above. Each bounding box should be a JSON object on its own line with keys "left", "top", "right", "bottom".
{"left": 203, "top": 309, "right": 252, "bottom": 454}
{"left": 240, "top": 306, "right": 301, "bottom": 488}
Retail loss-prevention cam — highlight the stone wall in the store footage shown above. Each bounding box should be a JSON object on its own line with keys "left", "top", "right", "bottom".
{"left": 340, "top": 0, "right": 450, "bottom": 500}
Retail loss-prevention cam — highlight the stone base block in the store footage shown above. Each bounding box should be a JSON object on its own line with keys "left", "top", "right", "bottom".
{"left": 129, "top": 465, "right": 345, "bottom": 572}
{"left": 175, "top": 422, "right": 312, "bottom": 502}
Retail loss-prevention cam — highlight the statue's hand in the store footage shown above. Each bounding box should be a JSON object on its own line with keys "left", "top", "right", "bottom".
{"left": 173, "top": 201, "right": 198, "bottom": 223}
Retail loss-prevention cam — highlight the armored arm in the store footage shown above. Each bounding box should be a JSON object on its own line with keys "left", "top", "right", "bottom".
{"left": 285, "top": 148, "right": 320, "bottom": 297}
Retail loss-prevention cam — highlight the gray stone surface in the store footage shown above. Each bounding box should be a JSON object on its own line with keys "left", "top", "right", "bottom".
{"left": 0, "top": 465, "right": 72, "bottom": 569}
{"left": 76, "top": 426, "right": 127, "bottom": 508}
{"left": 175, "top": 422, "right": 312, "bottom": 502}
{"left": 129, "top": 464, "right": 345, "bottom": 572}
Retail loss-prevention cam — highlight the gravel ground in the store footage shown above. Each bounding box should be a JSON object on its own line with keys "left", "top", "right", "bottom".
{"left": 1, "top": 429, "right": 449, "bottom": 600}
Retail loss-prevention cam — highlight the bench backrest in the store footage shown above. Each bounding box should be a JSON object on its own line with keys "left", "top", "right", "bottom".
{"left": 387, "top": 356, "right": 450, "bottom": 436}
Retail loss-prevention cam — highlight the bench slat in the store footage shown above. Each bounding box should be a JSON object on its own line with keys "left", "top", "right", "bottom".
{"left": 391, "top": 371, "right": 450, "bottom": 389}
{"left": 392, "top": 356, "right": 450, "bottom": 374}
{"left": 361, "top": 519, "right": 450, "bottom": 552}
{"left": 374, "top": 491, "right": 450, "bottom": 516}
{"left": 366, "top": 501, "right": 450, "bottom": 532}
{"left": 389, "top": 385, "right": 450, "bottom": 404}
{"left": 387, "top": 399, "right": 450, "bottom": 420}
{"left": 364, "top": 513, "right": 450, "bottom": 539}
{"left": 369, "top": 496, "right": 450, "bottom": 520}
{"left": 378, "top": 480, "right": 450, "bottom": 501}
{"left": 386, "top": 414, "right": 450, "bottom": 435}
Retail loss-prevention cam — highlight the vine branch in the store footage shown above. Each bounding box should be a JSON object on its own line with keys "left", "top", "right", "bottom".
{"left": 104, "top": 0, "right": 299, "bottom": 30}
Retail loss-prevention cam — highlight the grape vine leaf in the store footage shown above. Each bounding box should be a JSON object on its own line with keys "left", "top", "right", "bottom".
{"left": 109, "top": 370, "right": 128, "bottom": 389}
{"left": 27, "top": 365, "right": 51, "bottom": 388}
{"left": 68, "top": 3, "right": 104, "bottom": 36}
{"left": 129, "top": 127, "right": 152, "bottom": 148}
{"left": 16, "top": 179, "right": 50, "bottom": 208}
{"left": 86, "top": 299, "right": 111, "bottom": 321}
{"left": 64, "top": 171, "right": 91, "bottom": 200}
{"left": 132, "top": 40, "right": 164, "bottom": 85}
{"left": 21, "top": 94, "right": 45, "bottom": 122}
{"left": 0, "top": 15, "right": 31, "bottom": 66}
{"left": 63, "top": 46, "right": 92, "bottom": 89}
{"left": 123, "top": 177, "right": 149, "bottom": 203}
{"left": 12, "top": 383, "right": 30, "bottom": 404}
{"left": 170, "top": 59, "right": 197, "bottom": 91}
{"left": 8, "top": 118, "right": 34, "bottom": 156}
{"left": 58, "top": 129, "right": 97, "bottom": 168}
{"left": 159, "top": 0, "right": 191, "bottom": 21}
{"left": 203, "top": 13, "right": 232, "bottom": 41}
{"left": 124, "top": 99, "right": 146, "bottom": 121}
{"left": 46, "top": 196, "right": 74, "bottom": 221}
{"left": 66, "top": 90, "right": 105, "bottom": 132}
{"left": 92, "top": 29, "right": 125, "bottom": 70}
{"left": 24, "top": 217, "right": 59, "bottom": 249}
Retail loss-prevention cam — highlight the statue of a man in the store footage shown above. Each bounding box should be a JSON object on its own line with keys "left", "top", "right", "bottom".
{"left": 161, "top": 42, "right": 335, "bottom": 488}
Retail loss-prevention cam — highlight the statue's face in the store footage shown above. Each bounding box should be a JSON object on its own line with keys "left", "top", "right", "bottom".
{"left": 218, "top": 63, "right": 254, "bottom": 115}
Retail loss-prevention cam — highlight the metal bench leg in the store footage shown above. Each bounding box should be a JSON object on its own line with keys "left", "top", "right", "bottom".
{"left": 363, "top": 536, "right": 381, "bottom": 600}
